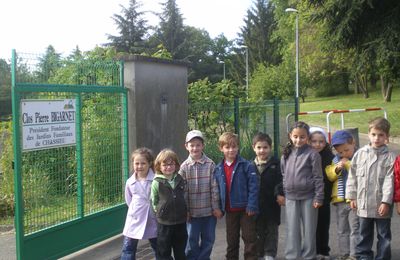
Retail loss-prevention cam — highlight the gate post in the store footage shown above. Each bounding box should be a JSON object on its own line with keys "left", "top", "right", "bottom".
{"left": 273, "top": 97, "right": 280, "bottom": 157}
{"left": 11, "top": 49, "right": 24, "bottom": 260}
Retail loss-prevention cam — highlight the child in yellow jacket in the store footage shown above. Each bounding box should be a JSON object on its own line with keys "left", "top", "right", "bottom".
{"left": 325, "top": 130, "right": 359, "bottom": 260}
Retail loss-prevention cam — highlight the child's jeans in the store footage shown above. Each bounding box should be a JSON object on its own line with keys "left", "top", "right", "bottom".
{"left": 356, "top": 217, "right": 391, "bottom": 260}
{"left": 121, "top": 236, "right": 157, "bottom": 260}
{"left": 256, "top": 215, "right": 279, "bottom": 258}
{"left": 334, "top": 202, "right": 360, "bottom": 257}
{"left": 157, "top": 222, "right": 187, "bottom": 260}
{"left": 186, "top": 215, "right": 217, "bottom": 260}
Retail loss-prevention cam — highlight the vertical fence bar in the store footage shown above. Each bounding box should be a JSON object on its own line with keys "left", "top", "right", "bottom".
{"left": 273, "top": 97, "right": 280, "bottom": 157}
{"left": 75, "top": 94, "right": 84, "bottom": 217}
{"left": 234, "top": 98, "right": 239, "bottom": 136}
{"left": 11, "top": 49, "right": 24, "bottom": 260}
{"left": 120, "top": 61, "right": 129, "bottom": 180}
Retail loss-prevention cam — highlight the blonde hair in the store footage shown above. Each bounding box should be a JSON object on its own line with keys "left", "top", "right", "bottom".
{"left": 218, "top": 132, "right": 239, "bottom": 148}
{"left": 368, "top": 117, "right": 390, "bottom": 135}
{"left": 154, "top": 149, "right": 180, "bottom": 174}
{"left": 130, "top": 147, "right": 154, "bottom": 171}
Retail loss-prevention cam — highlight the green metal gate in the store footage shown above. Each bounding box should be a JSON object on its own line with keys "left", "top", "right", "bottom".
{"left": 11, "top": 50, "right": 129, "bottom": 259}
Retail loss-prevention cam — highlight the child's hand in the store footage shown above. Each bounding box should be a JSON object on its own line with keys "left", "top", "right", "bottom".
{"left": 350, "top": 199, "right": 357, "bottom": 209}
{"left": 341, "top": 158, "right": 349, "bottom": 164}
{"left": 276, "top": 195, "right": 285, "bottom": 206}
{"left": 397, "top": 202, "right": 400, "bottom": 215}
{"left": 378, "top": 203, "right": 389, "bottom": 217}
{"left": 213, "top": 209, "right": 223, "bottom": 219}
{"left": 313, "top": 202, "right": 322, "bottom": 208}
{"left": 246, "top": 210, "right": 256, "bottom": 217}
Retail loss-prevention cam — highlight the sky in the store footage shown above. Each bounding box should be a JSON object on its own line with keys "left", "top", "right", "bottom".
{"left": 0, "top": 0, "right": 253, "bottom": 60}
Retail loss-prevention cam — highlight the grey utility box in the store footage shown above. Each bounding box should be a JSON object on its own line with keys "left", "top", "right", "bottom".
{"left": 122, "top": 55, "right": 189, "bottom": 162}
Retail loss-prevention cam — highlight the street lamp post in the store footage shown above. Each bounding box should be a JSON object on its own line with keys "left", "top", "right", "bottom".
{"left": 285, "top": 7, "right": 299, "bottom": 120}
{"left": 219, "top": 60, "right": 226, "bottom": 80}
{"left": 239, "top": 45, "right": 249, "bottom": 99}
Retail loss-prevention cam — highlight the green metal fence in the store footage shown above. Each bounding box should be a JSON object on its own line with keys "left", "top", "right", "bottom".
{"left": 188, "top": 98, "right": 295, "bottom": 162}
{"left": 10, "top": 50, "right": 129, "bottom": 259}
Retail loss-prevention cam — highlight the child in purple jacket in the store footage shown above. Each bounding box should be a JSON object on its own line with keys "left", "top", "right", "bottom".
{"left": 121, "top": 148, "right": 158, "bottom": 260}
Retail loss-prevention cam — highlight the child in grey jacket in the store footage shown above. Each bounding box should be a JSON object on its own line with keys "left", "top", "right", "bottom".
{"left": 346, "top": 117, "right": 395, "bottom": 260}
{"left": 281, "top": 121, "right": 324, "bottom": 260}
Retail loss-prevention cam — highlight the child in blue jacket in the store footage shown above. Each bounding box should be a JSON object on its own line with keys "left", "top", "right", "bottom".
{"left": 213, "top": 132, "right": 259, "bottom": 260}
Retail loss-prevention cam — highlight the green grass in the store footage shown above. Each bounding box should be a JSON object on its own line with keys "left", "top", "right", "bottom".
{"left": 299, "top": 87, "right": 400, "bottom": 137}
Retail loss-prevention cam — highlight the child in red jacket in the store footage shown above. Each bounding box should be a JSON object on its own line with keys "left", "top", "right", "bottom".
{"left": 394, "top": 155, "right": 400, "bottom": 215}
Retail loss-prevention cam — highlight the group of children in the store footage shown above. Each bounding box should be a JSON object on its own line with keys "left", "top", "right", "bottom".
{"left": 120, "top": 116, "right": 400, "bottom": 260}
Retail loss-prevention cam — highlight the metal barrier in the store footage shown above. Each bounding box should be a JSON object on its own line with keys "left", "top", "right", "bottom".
{"left": 286, "top": 109, "right": 338, "bottom": 133}
{"left": 326, "top": 107, "right": 387, "bottom": 142}
{"left": 286, "top": 107, "right": 387, "bottom": 142}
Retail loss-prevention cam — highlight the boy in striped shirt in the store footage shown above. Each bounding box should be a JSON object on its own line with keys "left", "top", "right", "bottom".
{"left": 326, "top": 130, "right": 360, "bottom": 260}
{"left": 179, "top": 130, "right": 222, "bottom": 260}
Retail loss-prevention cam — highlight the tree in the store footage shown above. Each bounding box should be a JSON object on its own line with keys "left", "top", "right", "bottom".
{"left": 308, "top": 0, "right": 400, "bottom": 101}
{"left": 107, "top": 0, "right": 148, "bottom": 54}
{"left": 36, "top": 45, "right": 61, "bottom": 82}
{"left": 239, "top": 0, "right": 281, "bottom": 67}
{"left": 231, "top": 0, "right": 281, "bottom": 92}
{"left": 157, "top": 0, "right": 185, "bottom": 59}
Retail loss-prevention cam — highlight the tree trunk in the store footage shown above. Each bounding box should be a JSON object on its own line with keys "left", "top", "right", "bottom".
{"left": 370, "top": 73, "right": 377, "bottom": 90}
{"left": 356, "top": 73, "right": 369, "bottom": 98}
{"left": 380, "top": 75, "right": 393, "bottom": 102}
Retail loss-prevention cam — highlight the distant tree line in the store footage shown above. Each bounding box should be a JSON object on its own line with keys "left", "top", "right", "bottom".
{"left": 1, "top": 0, "right": 400, "bottom": 118}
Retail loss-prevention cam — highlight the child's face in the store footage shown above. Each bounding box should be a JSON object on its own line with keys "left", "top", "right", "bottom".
{"left": 133, "top": 155, "right": 150, "bottom": 177}
{"left": 160, "top": 159, "right": 176, "bottom": 179}
{"left": 253, "top": 141, "right": 271, "bottom": 161}
{"left": 290, "top": 127, "right": 308, "bottom": 148}
{"left": 310, "top": 132, "right": 326, "bottom": 153}
{"left": 368, "top": 127, "right": 388, "bottom": 148}
{"left": 219, "top": 143, "right": 239, "bottom": 162}
{"left": 334, "top": 142, "right": 355, "bottom": 159}
{"left": 185, "top": 138, "right": 204, "bottom": 160}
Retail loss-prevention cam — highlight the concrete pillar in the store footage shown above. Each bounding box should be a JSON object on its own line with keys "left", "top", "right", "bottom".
{"left": 122, "top": 55, "right": 189, "bottom": 163}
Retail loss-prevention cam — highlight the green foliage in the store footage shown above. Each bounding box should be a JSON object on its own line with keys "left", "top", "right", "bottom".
{"left": 107, "top": 0, "right": 149, "bottom": 54}
{"left": 249, "top": 60, "right": 294, "bottom": 101}
{"left": 239, "top": 0, "right": 282, "bottom": 66}
{"left": 308, "top": 0, "right": 400, "bottom": 99}
{"left": 188, "top": 78, "right": 242, "bottom": 140}
{"left": 158, "top": 0, "right": 185, "bottom": 59}
{"left": 0, "top": 120, "right": 14, "bottom": 220}
{"left": 151, "top": 44, "right": 172, "bottom": 59}
{"left": 0, "top": 59, "right": 11, "bottom": 116}
{"left": 81, "top": 93, "right": 124, "bottom": 209}
{"left": 36, "top": 45, "right": 62, "bottom": 82}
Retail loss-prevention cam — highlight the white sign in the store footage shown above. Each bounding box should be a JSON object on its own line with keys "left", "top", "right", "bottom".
{"left": 21, "top": 99, "right": 76, "bottom": 151}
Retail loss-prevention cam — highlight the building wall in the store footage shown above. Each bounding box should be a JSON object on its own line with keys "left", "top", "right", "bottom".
{"left": 123, "top": 55, "right": 188, "bottom": 164}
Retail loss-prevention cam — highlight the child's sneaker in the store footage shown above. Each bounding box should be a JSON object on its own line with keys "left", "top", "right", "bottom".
{"left": 264, "top": 256, "right": 275, "bottom": 260}
{"left": 335, "top": 255, "right": 353, "bottom": 260}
